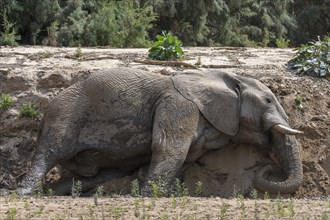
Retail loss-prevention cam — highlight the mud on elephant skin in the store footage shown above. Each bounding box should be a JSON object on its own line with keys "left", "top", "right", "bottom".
{"left": 17, "top": 67, "right": 303, "bottom": 195}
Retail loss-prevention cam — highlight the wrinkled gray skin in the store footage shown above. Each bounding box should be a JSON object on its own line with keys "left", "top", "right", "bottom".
{"left": 18, "top": 68, "right": 303, "bottom": 195}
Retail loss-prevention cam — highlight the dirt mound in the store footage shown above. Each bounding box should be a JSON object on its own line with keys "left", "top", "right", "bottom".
{"left": 0, "top": 47, "right": 329, "bottom": 198}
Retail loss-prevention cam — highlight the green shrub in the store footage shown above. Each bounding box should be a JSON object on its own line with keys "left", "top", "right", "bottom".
{"left": 71, "top": 178, "right": 82, "bottom": 198}
{"left": 171, "top": 178, "right": 189, "bottom": 197}
{"left": 148, "top": 31, "right": 184, "bottom": 61}
{"left": 0, "top": 93, "right": 14, "bottom": 110}
{"left": 288, "top": 36, "right": 330, "bottom": 77}
{"left": 276, "top": 38, "right": 290, "bottom": 48}
{"left": 74, "top": 44, "right": 83, "bottom": 58}
{"left": 130, "top": 179, "right": 140, "bottom": 197}
{"left": 19, "top": 103, "right": 40, "bottom": 119}
{"left": 37, "top": 51, "right": 53, "bottom": 58}
{"left": 84, "top": 0, "right": 156, "bottom": 47}
{"left": 0, "top": 9, "right": 21, "bottom": 46}
{"left": 148, "top": 176, "right": 169, "bottom": 198}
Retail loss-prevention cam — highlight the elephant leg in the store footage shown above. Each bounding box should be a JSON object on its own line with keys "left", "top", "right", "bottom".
{"left": 18, "top": 121, "right": 83, "bottom": 195}
{"left": 143, "top": 98, "right": 199, "bottom": 194}
{"left": 44, "top": 169, "right": 131, "bottom": 195}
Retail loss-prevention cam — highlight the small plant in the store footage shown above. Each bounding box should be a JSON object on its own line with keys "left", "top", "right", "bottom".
{"left": 322, "top": 213, "right": 329, "bottom": 220}
{"left": 172, "top": 178, "right": 189, "bottom": 197}
{"left": 71, "top": 178, "right": 82, "bottom": 198}
{"left": 180, "top": 196, "right": 190, "bottom": 208}
{"left": 276, "top": 199, "right": 286, "bottom": 217}
{"left": 194, "top": 181, "right": 203, "bottom": 197}
{"left": 160, "top": 214, "right": 170, "bottom": 220}
{"left": 295, "top": 95, "right": 305, "bottom": 112}
{"left": 130, "top": 179, "right": 140, "bottom": 197}
{"left": 37, "top": 51, "right": 53, "bottom": 58}
{"left": 133, "top": 198, "right": 142, "bottom": 217}
{"left": 24, "top": 200, "right": 31, "bottom": 210}
{"left": 0, "top": 93, "right": 14, "bottom": 110}
{"left": 237, "top": 194, "right": 247, "bottom": 219}
{"left": 96, "top": 185, "right": 104, "bottom": 197}
{"left": 47, "top": 188, "right": 54, "bottom": 197}
{"left": 6, "top": 207, "right": 17, "bottom": 220}
{"left": 148, "top": 176, "right": 169, "bottom": 198}
{"left": 276, "top": 38, "right": 290, "bottom": 48}
{"left": 195, "top": 56, "right": 202, "bottom": 66}
{"left": 5, "top": 191, "right": 18, "bottom": 203}
{"left": 109, "top": 207, "right": 125, "bottom": 220}
{"left": 74, "top": 44, "right": 83, "bottom": 58}
{"left": 264, "top": 191, "right": 270, "bottom": 200}
{"left": 288, "top": 200, "right": 296, "bottom": 217}
{"left": 33, "top": 207, "right": 44, "bottom": 215}
{"left": 170, "top": 194, "right": 177, "bottom": 209}
{"left": 219, "top": 202, "right": 229, "bottom": 220}
{"left": 250, "top": 189, "right": 259, "bottom": 219}
{"left": 288, "top": 36, "right": 330, "bottom": 77}
{"left": 93, "top": 185, "right": 104, "bottom": 206}
{"left": 19, "top": 103, "right": 40, "bottom": 119}
{"left": 148, "top": 31, "right": 184, "bottom": 61}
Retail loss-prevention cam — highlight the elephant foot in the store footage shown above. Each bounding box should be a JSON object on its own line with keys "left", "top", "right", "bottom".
{"left": 141, "top": 184, "right": 151, "bottom": 197}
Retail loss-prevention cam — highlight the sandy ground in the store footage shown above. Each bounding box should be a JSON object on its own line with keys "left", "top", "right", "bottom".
{"left": 0, "top": 46, "right": 329, "bottom": 219}
{"left": 1, "top": 195, "right": 330, "bottom": 219}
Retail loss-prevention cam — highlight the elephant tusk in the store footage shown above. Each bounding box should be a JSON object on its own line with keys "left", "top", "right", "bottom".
{"left": 271, "top": 124, "right": 303, "bottom": 135}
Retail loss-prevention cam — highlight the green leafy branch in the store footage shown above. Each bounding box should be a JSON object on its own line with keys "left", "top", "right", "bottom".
{"left": 288, "top": 36, "right": 330, "bottom": 78}
{"left": 148, "top": 31, "right": 184, "bottom": 61}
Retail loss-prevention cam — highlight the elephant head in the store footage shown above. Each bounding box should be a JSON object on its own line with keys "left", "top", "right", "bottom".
{"left": 172, "top": 70, "right": 303, "bottom": 193}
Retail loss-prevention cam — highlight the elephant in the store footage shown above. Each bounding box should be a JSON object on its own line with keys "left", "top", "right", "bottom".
{"left": 17, "top": 67, "right": 303, "bottom": 195}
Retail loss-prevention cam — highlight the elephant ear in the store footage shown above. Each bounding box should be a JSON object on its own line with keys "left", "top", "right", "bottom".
{"left": 171, "top": 70, "right": 240, "bottom": 136}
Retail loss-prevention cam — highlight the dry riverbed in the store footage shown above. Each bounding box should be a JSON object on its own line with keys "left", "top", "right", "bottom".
{"left": 0, "top": 46, "right": 329, "bottom": 219}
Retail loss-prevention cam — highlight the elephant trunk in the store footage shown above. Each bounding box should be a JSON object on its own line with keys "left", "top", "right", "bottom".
{"left": 255, "top": 125, "right": 303, "bottom": 194}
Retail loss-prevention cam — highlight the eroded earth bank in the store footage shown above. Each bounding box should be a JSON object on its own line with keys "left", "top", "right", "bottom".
{"left": 0, "top": 47, "right": 329, "bottom": 218}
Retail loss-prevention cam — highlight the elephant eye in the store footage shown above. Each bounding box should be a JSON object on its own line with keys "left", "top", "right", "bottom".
{"left": 266, "top": 98, "right": 272, "bottom": 104}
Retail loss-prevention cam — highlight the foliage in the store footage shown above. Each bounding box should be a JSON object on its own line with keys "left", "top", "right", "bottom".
{"left": 148, "top": 31, "right": 183, "bottom": 61}
{"left": 194, "top": 181, "right": 203, "bottom": 196}
{"left": 0, "top": 93, "right": 14, "bottom": 110}
{"left": 37, "top": 51, "right": 53, "bottom": 58}
{"left": 276, "top": 38, "right": 290, "bottom": 48}
{"left": 130, "top": 179, "right": 140, "bottom": 197}
{"left": 0, "top": 8, "right": 20, "bottom": 46}
{"left": 291, "top": 0, "right": 330, "bottom": 45}
{"left": 74, "top": 44, "right": 83, "bottom": 58}
{"left": 6, "top": 207, "right": 17, "bottom": 220}
{"left": 19, "top": 103, "right": 40, "bottom": 119}
{"left": 84, "top": 0, "right": 156, "bottom": 47}
{"left": 294, "top": 95, "right": 305, "bottom": 112}
{"left": 288, "top": 36, "right": 330, "bottom": 77}
{"left": 0, "top": 0, "right": 329, "bottom": 47}
{"left": 171, "top": 179, "right": 189, "bottom": 197}
{"left": 153, "top": 0, "right": 296, "bottom": 47}
{"left": 56, "top": 0, "right": 87, "bottom": 46}
{"left": 71, "top": 178, "right": 82, "bottom": 198}
{"left": 148, "top": 176, "right": 169, "bottom": 198}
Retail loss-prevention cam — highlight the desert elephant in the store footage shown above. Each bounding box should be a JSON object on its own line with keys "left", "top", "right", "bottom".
{"left": 17, "top": 67, "right": 303, "bottom": 195}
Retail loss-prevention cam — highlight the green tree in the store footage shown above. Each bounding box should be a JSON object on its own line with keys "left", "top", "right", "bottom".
{"left": 152, "top": 0, "right": 295, "bottom": 47}
{"left": 0, "top": 8, "right": 20, "bottom": 46}
{"left": 85, "top": 0, "right": 156, "bottom": 47}
{"left": 291, "top": 0, "right": 330, "bottom": 44}
{"left": 56, "top": 0, "right": 87, "bottom": 46}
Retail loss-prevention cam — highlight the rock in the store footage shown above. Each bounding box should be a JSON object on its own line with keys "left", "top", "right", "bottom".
{"left": 38, "top": 72, "right": 72, "bottom": 89}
